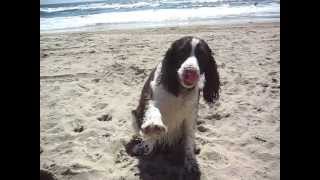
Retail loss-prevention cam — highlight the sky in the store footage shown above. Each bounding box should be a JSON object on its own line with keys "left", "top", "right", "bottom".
{"left": 40, "top": 0, "right": 105, "bottom": 5}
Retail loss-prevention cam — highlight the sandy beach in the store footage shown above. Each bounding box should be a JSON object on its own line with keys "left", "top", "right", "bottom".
{"left": 40, "top": 22, "right": 280, "bottom": 180}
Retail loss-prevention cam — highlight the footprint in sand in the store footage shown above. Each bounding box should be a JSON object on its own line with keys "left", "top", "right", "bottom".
{"left": 97, "top": 114, "right": 112, "bottom": 121}
{"left": 73, "top": 125, "right": 84, "bottom": 133}
{"left": 66, "top": 119, "right": 85, "bottom": 133}
{"left": 205, "top": 113, "right": 230, "bottom": 121}
{"left": 41, "top": 53, "right": 48, "bottom": 58}
{"left": 129, "top": 65, "right": 146, "bottom": 75}
{"left": 92, "top": 103, "right": 108, "bottom": 110}
{"left": 196, "top": 119, "right": 205, "bottom": 125}
{"left": 202, "top": 150, "right": 230, "bottom": 169}
{"left": 92, "top": 78, "right": 100, "bottom": 83}
{"left": 197, "top": 125, "right": 210, "bottom": 133}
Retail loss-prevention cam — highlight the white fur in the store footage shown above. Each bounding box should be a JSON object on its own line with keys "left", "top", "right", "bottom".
{"left": 198, "top": 73, "right": 206, "bottom": 89}
{"left": 140, "top": 103, "right": 167, "bottom": 138}
{"left": 191, "top": 38, "right": 200, "bottom": 56}
{"left": 177, "top": 38, "right": 201, "bottom": 89}
{"left": 177, "top": 56, "right": 200, "bottom": 88}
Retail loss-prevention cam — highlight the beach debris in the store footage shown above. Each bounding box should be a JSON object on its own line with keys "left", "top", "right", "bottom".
{"left": 92, "top": 78, "right": 100, "bottom": 83}
{"left": 89, "top": 50, "right": 96, "bottom": 53}
{"left": 268, "top": 71, "right": 277, "bottom": 76}
{"left": 257, "top": 82, "right": 269, "bottom": 87}
{"left": 272, "top": 78, "right": 277, "bottom": 83}
{"left": 41, "top": 53, "right": 48, "bottom": 58}
{"left": 77, "top": 84, "right": 90, "bottom": 91}
{"left": 73, "top": 125, "right": 84, "bottom": 133}
{"left": 40, "top": 146, "right": 43, "bottom": 154}
{"left": 205, "top": 113, "right": 222, "bottom": 120}
{"left": 102, "top": 133, "right": 111, "bottom": 138}
{"left": 218, "top": 63, "right": 226, "bottom": 68}
{"left": 242, "top": 80, "right": 249, "bottom": 85}
{"left": 253, "top": 106, "right": 263, "bottom": 112}
{"left": 130, "top": 65, "right": 146, "bottom": 75}
{"left": 197, "top": 125, "right": 209, "bottom": 132}
{"left": 205, "top": 113, "right": 230, "bottom": 120}
{"left": 97, "top": 114, "right": 112, "bottom": 121}
{"left": 196, "top": 119, "right": 205, "bottom": 125}
{"left": 254, "top": 136, "right": 267, "bottom": 143}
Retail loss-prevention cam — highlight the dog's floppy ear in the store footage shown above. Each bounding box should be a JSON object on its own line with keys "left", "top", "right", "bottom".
{"left": 202, "top": 42, "right": 220, "bottom": 104}
{"left": 160, "top": 42, "right": 180, "bottom": 96}
{"left": 161, "top": 36, "right": 194, "bottom": 96}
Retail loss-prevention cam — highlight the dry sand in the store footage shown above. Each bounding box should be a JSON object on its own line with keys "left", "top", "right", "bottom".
{"left": 40, "top": 22, "right": 280, "bottom": 180}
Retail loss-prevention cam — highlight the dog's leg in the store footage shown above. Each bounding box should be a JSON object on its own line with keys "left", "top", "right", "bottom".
{"left": 131, "top": 102, "right": 166, "bottom": 156}
{"left": 140, "top": 103, "right": 167, "bottom": 138}
{"left": 183, "top": 111, "right": 200, "bottom": 173}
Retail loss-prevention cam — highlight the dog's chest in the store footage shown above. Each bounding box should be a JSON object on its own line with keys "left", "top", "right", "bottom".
{"left": 153, "top": 85, "right": 198, "bottom": 131}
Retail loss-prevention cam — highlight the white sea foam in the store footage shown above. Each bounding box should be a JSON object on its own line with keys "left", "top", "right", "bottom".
{"left": 40, "top": 2, "right": 154, "bottom": 13}
{"left": 41, "top": 3, "right": 279, "bottom": 31}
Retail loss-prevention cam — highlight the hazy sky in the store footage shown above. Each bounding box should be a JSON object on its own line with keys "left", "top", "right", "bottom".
{"left": 40, "top": 0, "right": 105, "bottom": 5}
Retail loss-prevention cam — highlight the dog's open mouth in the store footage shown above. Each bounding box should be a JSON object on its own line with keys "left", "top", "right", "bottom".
{"left": 183, "top": 69, "right": 199, "bottom": 86}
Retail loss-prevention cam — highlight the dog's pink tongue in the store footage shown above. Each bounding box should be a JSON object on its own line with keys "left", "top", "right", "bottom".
{"left": 183, "top": 71, "right": 198, "bottom": 85}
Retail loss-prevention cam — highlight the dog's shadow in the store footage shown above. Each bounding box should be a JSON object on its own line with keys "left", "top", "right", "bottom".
{"left": 125, "top": 138, "right": 201, "bottom": 180}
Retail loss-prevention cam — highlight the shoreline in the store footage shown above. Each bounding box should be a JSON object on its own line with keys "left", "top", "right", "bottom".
{"left": 40, "top": 18, "right": 279, "bottom": 35}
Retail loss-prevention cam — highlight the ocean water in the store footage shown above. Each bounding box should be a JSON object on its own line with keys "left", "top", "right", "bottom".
{"left": 40, "top": 0, "right": 280, "bottom": 32}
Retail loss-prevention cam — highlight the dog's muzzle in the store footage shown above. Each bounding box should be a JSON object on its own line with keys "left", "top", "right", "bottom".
{"left": 182, "top": 68, "right": 199, "bottom": 86}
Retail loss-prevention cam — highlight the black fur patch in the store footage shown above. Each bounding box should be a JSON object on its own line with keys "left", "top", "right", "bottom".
{"left": 132, "top": 68, "right": 156, "bottom": 128}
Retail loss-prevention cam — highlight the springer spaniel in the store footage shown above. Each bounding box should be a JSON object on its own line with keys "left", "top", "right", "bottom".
{"left": 130, "top": 36, "right": 220, "bottom": 172}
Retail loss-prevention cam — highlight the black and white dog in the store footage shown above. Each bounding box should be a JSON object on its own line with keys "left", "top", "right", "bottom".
{"left": 131, "top": 36, "right": 220, "bottom": 172}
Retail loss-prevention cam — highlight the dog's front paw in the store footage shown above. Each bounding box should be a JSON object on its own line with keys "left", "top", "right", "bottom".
{"left": 141, "top": 106, "right": 167, "bottom": 137}
{"left": 184, "top": 156, "right": 200, "bottom": 174}
{"left": 129, "top": 139, "right": 155, "bottom": 156}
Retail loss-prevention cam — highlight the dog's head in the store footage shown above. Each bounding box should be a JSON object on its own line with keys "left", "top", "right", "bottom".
{"left": 160, "top": 36, "right": 220, "bottom": 104}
